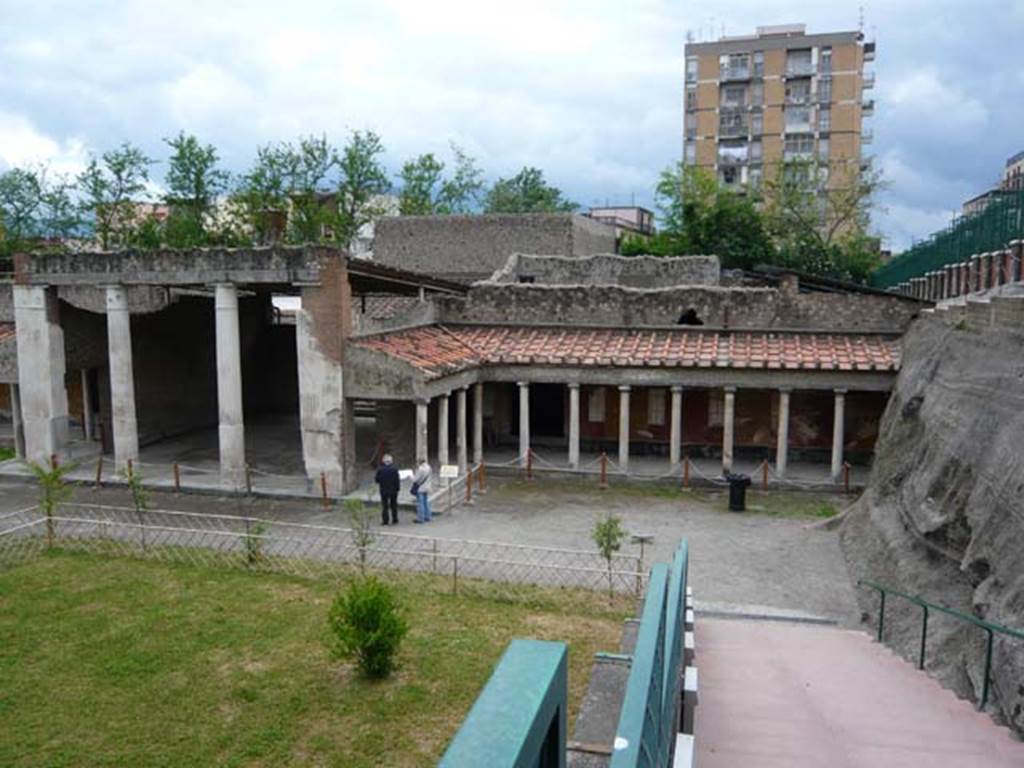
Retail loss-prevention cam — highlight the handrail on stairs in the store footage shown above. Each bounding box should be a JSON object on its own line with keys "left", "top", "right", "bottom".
{"left": 857, "top": 578, "right": 1024, "bottom": 709}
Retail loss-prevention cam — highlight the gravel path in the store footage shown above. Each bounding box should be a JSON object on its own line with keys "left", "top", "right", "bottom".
{"left": 0, "top": 474, "right": 862, "bottom": 623}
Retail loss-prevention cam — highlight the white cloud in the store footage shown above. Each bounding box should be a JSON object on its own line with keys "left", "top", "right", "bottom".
{"left": 0, "top": 112, "right": 88, "bottom": 176}
{"left": 884, "top": 69, "right": 988, "bottom": 131}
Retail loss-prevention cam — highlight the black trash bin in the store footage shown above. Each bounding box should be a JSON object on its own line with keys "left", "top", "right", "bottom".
{"left": 726, "top": 473, "right": 751, "bottom": 512}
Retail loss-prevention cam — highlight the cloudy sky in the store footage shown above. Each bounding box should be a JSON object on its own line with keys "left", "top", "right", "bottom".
{"left": 1, "top": 0, "right": 1021, "bottom": 251}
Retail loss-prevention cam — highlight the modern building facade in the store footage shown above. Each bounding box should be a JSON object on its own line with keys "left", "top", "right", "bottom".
{"left": 684, "top": 24, "right": 874, "bottom": 195}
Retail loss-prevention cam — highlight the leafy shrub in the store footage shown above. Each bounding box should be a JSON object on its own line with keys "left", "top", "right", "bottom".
{"left": 592, "top": 512, "right": 626, "bottom": 598}
{"left": 27, "top": 458, "right": 75, "bottom": 548}
{"left": 344, "top": 498, "right": 375, "bottom": 574}
{"left": 328, "top": 576, "right": 408, "bottom": 678}
{"left": 244, "top": 521, "right": 266, "bottom": 566}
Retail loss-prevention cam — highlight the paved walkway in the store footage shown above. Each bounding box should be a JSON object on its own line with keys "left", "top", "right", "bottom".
{"left": 695, "top": 618, "right": 1024, "bottom": 767}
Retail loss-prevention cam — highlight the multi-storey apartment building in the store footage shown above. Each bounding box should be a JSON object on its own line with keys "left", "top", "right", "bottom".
{"left": 684, "top": 24, "right": 874, "bottom": 195}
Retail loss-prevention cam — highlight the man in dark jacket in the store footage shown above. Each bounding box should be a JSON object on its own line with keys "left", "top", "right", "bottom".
{"left": 374, "top": 454, "right": 401, "bottom": 525}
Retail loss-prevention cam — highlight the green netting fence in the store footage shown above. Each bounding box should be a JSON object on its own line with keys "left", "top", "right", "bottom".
{"left": 872, "top": 189, "right": 1024, "bottom": 288}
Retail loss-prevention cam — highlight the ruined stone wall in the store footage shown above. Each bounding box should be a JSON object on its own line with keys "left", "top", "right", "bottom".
{"left": 371, "top": 214, "right": 616, "bottom": 281}
{"left": 840, "top": 312, "right": 1024, "bottom": 733}
{"left": 0, "top": 283, "right": 12, "bottom": 323}
{"left": 488, "top": 254, "right": 721, "bottom": 288}
{"left": 437, "top": 282, "right": 920, "bottom": 332}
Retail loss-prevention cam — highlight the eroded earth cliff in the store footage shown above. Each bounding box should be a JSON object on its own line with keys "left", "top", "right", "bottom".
{"left": 840, "top": 310, "right": 1024, "bottom": 734}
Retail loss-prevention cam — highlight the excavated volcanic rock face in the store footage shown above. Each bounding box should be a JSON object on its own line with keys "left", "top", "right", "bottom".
{"left": 840, "top": 314, "right": 1024, "bottom": 735}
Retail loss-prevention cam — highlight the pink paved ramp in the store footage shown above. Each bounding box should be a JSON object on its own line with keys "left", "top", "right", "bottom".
{"left": 696, "top": 618, "right": 1024, "bottom": 768}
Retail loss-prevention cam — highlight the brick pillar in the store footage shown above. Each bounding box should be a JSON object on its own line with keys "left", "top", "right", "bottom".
{"left": 1012, "top": 241, "right": 1024, "bottom": 283}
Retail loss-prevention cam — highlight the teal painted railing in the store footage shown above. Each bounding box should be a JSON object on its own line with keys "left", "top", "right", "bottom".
{"left": 858, "top": 579, "right": 1024, "bottom": 709}
{"left": 611, "top": 539, "right": 689, "bottom": 768}
{"left": 439, "top": 638, "right": 567, "bottom": 768}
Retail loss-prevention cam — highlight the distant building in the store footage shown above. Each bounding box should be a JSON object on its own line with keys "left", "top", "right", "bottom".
{"left": 586, "top": 206, "right": 655, "bottom": 247}
{"left": 684, "top": 24, "right": 874, "bottom": 200}
{"left": 1002, "top": 150, "right": 1024, "bottom": 192}
{"left": 960, "top": 151, "right": 1024, "bottom": 216}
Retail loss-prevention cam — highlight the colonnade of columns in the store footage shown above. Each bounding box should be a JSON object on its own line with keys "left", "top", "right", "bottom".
{"left": 415, "top": 382, "right": 483, "bottom": 476}
{"left": 509, "top": 381, "right": 850, "bottom": 480}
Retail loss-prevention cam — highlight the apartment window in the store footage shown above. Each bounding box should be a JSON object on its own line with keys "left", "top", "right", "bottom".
{"left": 784, "top": 134, "right": 814, "bottom": 159}
{"left": 686, "top": 56, "right": 698, "bottom": 83}
{"left": 686, "top": 112, "right": 697, "bottom": 140}
{"left": 684, "top": 141, "right": 696, "bottom": 165}
{"left": 749, "top": 165, "right": 763, "bottom": 190}
{"left": 818, "top": 76, "right": 832, "bottom": 103}
{"left": 751, "top": 82, "right": 764, "bottom": 106}
{"left": 718, "top": 166, "right": 741, "bottom": 187}
{"left": 719, "top": 109, "right": 746, "bottom": 138}
{"left": 686, "top": 84, "right": 697, "bottom": 110}
{"left": 720, "top": 53, "right": 750, "bottom": 81}
{"left": 753, "top": 51, "right": 764, "bottom": 77}
{"left": 785, "top": 79, "right": 811, "bottom": 104}
{"left": 750, "top": 140, "right": 762, "bottom": 161}
{"left": 818, "top": 137, "right": 830, "bottom": 161}
{"left": 750, "top": 113, "right": 764, "bottom": 136}
{"left": 785, "top": 106, "right": 811, "bottom": 132}
{"left": 786, "top": 48, "right": 813, "bottom": 76}
{"left": 818, "top": 107, "right": 831, "bottom": 132}
{"left": 721, "top": 85, "right": 746, "bottom": 107}
{"left": 819, "top": 47, "right": 832, "bottom": 73}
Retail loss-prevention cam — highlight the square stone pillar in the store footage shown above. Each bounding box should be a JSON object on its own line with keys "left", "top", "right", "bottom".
{"left": 518, "top": 381, "right": 530, "bottom": 468}
{"left": 568, "top": 383, "right": 580, "bottom": 469}
{"left": 618, "top": 385, "right": 631, "bottom": 474}
{"left": 1012, "top": 241, "right": 1023, "bottom": 283}
{"left": 215, "top": 283, "right": 246, "bottom": 488}
{"left": 831, "top": 389, "right": 847, "bottom": 481}
{"left": 9, "top": 383, "right": 25, "bottom": 459}
{"left": 415, "top": 399, "right": 429, "bottom": 463}
{"left": 456, "top": 387, "right": 468, "bottom": 476}
{"left": 669, "top": 385, "right": 683, "bottom": 467}
{"left": 106, "top": 285, "right": 139, "bottom": 472}
{"left": 970, "top": 255, "right": 981, "bottom": 292}
{"left": 776, "top": 388, "right": 791, "bottom": 478}
{"left": 722, "top": 387, "right": 736, "bottom": 473}
{"left": 473, "top": 383, "right": 484, "bottom": 466}
{"left": 437, "top": 392, "right": 450, "bottom": 466}
{"left": 14, "top": 285, "right": 68, "bottom": 465}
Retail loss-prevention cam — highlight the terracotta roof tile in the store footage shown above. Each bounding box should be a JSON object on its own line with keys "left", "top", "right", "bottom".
{"left": 352, "top": 325, "right": 902, "bottom": 381}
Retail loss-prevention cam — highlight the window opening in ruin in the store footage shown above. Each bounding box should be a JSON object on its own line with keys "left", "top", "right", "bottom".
{"left": 676, "top": 308, "right": 704, "bottom": 326}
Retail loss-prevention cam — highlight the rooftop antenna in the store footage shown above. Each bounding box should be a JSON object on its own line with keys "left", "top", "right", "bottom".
{"left": 858, "top": 4, "right": 865, "bottom": 33}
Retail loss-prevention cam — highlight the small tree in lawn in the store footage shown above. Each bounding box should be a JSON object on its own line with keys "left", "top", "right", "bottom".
{"left": 593, "top": 511, "right": 626, "bottom": 600}
{"left": 345, "top": 498, "right": 375, "bottom": 574}
{"left": 328, "top": 576, "right": 408, "bottom": 678}
{"left": 124, "top": 463, "right": 149, "bottom": 551}
{"left": 27, "top": 458, "right": 74, "bottom": 548}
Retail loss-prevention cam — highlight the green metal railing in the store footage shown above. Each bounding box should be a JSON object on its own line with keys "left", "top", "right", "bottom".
{"left": 872, "top": 188, "right": 1024, "bottom": 288}
{"left": 611, "top": 539, "right": 689, "bottom": 768}
{"left": 858, "top": 579, "right": 1024, "bottom": 709}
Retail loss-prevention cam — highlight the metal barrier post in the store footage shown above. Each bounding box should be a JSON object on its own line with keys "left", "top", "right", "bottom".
{"left": 982, "top": 628, "right": 994, "bottom": 709}
{"left": 320, "top": 472, "right": 328, "bottom": 509}
{"left": 919, "top": 603, "right": 929, "bottom": 670}
{"left": 95, "top": 456, "right": 104, "bottom": 489}
{"left": 245, "top": 464, "right": 253, "bottom": 495}
{"left": 843, "top": 461, "right": 851, "bottom": 494}
{"left": 527, "top": 448, "right": 534, "bottom": 481}
{"left": 683, "top": 455, "right": 690, "bottom": 489}
{"left": 465, "top": 468, "right": 473, "bottom": 504}
{"left": 478, "top": 462, "right": 487, "bottom": 493}
{"left": 762, "top": 459, "right": 769, "bottom": 491}
{"left": 173, "top": 462, "right": 181, "bottom": 492}
{"left": 600, "top": 451, "right": 608, "bottom": 490}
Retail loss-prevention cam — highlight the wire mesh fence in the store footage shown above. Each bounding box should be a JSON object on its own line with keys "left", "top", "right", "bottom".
{"left": 0, "top": 503, "right": 647, "bottom": 608}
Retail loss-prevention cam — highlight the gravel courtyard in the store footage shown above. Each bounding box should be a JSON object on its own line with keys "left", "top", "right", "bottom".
{"left": 0, "top": 473, "right": 862, "bottom": 625}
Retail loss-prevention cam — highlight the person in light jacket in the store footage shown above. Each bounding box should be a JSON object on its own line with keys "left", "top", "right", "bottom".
{"left": 412, "top": 457, "right": 433, "bottom": 523}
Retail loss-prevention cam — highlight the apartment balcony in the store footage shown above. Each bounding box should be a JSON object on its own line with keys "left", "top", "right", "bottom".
{"left": 863, "top": 71, "right": 875, "bottom": 89}
{"left": 720, "top": 66, "right": 750, "bottom": 82}
{"left": 719, "top": 122, "right": 749, "bottom": 139}
{"left": 862, "top": 99, "right": 875, "bottom": 115}
{"left": 785, "top": 62, "right": 815, "bottom": 78}
{"left": 864, "top": 41, "right": 876, "bottom": 62}
{"left": 862, "top": 129, "right": 874, "bottom": 144}
{"left": 785, "top": 94, "right": 811, "bottom": 106}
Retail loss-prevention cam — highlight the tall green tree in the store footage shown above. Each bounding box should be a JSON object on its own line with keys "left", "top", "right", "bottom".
{"left": 230, "top": 143, "right": 291, "bottom": 245}
{"left": 335, "top": 129, "right": 391, "bottom": 250}
{"left": 77, "top": 142, "right": 154, "bottom": 249}
{"left": 0, "top": 168, "right": 43, "bottom": 258}
{"left": 398, "top": 143, "right": 484, "bottom": 215}
{"left": 284, "top": 135, "right": 338, "bottom": 244}
{"left": 437, "top": 143, "right": 484, "bottom": 213}
{"left": 483, "top": 167, "right": 577, "bottom": 214}
{"left": 162, "top": 132, "right": 230, "bottom": 247}
{"left": 398, "top": 153, "right": 444, "bottom": 215}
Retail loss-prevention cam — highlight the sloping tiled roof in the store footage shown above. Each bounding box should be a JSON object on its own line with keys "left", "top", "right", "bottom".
{"left": 360, "top": 295, "right": 420, "bottom": 320}
{"left": 353, "top": 324, "right": 901, "bottom": 380}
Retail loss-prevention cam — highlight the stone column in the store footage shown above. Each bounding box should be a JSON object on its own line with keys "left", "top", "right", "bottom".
{"left": 568, "top": 383, "right": 580, "bottom": 469}
{"left": 722, "top": 387, "right": 736, "bottom": 473}
{"left": 473, "top": 382, "right": 484, "bottom": 466}
{"left": 971, "top": 255, "right": 981, "bottom": 292}
{"left": 456, "top": 387, "right": 468, "bottom": 476}
{"left": 437, "top": 392, "right": 450, "bottom": 466}
{"left": 80, "top": 369, "right": 95, "bottom": 442}
{"left": 214, "top": 283, "right": 246, "bottom": 487}
{"left": 415, "top": 399, "right": 429, "bottom": 462}
{"left": 518, "top": 381, "right": 530, "bottom": 468}
{"left": 669, "top": 385, "right": 683, "bottom": 467}
{"left": 9, "top": 383, "right": 25, "bottom": 459}
{"left": 1012, "top": 241, "right": 1023, "bottom": 283}
{"left": 618, "top": 385, "right": 631, "bottom": 473}
{"left": 14, "top": 285, "right": 68, "bottom": 465}
{"left": 105, "top": 285, "right": 138, "bottom": 472}
{"left": 776, "top": 388, "right": 791, "bottom": 478}
{"left": 831, "top": 389, "right": 847, "bottom": 481}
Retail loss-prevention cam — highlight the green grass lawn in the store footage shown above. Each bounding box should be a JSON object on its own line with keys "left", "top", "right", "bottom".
{"left": 0, "top": 447, "right": 15, "bottom": 462}
{"left": 0, "top": 551, "right": 626, "bottom": 767}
